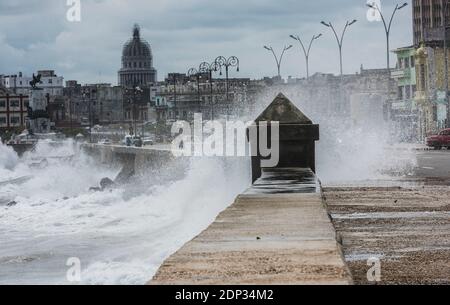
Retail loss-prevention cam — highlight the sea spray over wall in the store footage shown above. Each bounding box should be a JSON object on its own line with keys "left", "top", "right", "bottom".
{"left": 0, "top": 140, "right": 250, "bottom": 284}
{"left": 242, "top": 86, "right": 417, "bottom": 183}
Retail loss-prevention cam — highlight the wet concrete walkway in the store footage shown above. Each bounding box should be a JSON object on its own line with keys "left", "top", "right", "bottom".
{"left": 150, "top": 168, "right": 352, "bottom": 285}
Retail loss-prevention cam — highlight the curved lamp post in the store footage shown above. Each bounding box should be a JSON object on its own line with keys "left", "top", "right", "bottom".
{"left": 367, "top": 2, "right": 408, "bottom": 71}
{"left": 263, "top": 45, "right": 293, "bottom": 78}
{"left": 290, "top": 33, "right": 322, "bottom": 79}
{"left": 321, "top": 19, "right": 357, "bottom": 76}
{"left": 199, "top": 61, "right": 220, "bottom": 120}
{"left": 125, "top": 84, "right": 143, "bottom": 137}
{"left": 214, "top": 56, "right": 240, "bottom": 102}
{"left": 188, "top": 67, "right": 201, "bottom": 113}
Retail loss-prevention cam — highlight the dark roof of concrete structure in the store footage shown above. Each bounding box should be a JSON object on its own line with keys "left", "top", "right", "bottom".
{"left": 255, "top": 93, "right": 313, "bottom": 124}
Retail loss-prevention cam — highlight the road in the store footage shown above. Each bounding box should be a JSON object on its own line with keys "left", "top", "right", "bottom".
{"left": 324, "top": 148, "right": 450, "bottom": 285}
{"left": 414, "top": 149, "right": 450, "bottom": 178}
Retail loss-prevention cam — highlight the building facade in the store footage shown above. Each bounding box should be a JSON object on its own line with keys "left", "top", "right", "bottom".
{"left": 64, "top": 82, "right": 126, "bottom": 126}
{"left": 118, "top": 24, "right": 157, "bottom": 88}
{"left": 1, "top": 70, "right": 64, "bottom": 96}
{"left": 391, "top": 46, "right": 419, "bottom": 141}
{"left": 154, "top": 76, "right": 252, "bottom": 123}
{"left": 414, "top": 44, "right": 450, "bottom": 139}
{"left": 0, "top": 94, "right": 29, "bottom": 130}
{"left": 413, "top": 0, "right": 450, "bottom": 46}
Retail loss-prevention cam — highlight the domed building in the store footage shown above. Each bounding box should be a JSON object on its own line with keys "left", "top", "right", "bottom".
{"left": 118, "top": 24, "right": 157, "bottom": 88}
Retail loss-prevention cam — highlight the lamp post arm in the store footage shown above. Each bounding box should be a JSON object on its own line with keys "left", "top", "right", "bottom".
{"left": 279, "top": 47, "right": 288, "bottom": 68}
{"left": 387, "top": 5, "right": 400, "bottom": 35}
{"left": 270, "top": 48, "right": 281, "bottom": 71}
{"left": 307, "top": 36, "right": 316, "bottom": 58}
{"left": 329, "top": 23, "right": 342, "bottom": 48}
{"left": 373, "top": 4, "right": 389, "bottom": 36}
{"left": 340, "top": 22, "right": 350, "bottom": 48}
{"left": 296, "top": 36, "right": 308, "bottom": 58}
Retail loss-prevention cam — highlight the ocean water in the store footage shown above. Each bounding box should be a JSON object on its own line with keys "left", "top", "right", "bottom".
{"left": 0, "top": 140, "right": 250, "bottom": 284}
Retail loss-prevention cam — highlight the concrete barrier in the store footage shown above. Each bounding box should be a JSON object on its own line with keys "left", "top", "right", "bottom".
{"left": 150, "top": 168, "right": 352, "bottom": 285}
{"left": 81, "top": 143, "right": 188, "bottom": 182}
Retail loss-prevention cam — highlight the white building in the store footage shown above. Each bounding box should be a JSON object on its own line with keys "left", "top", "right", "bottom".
{"left": 1, "top": 70, "right": 64, "bottom": 96}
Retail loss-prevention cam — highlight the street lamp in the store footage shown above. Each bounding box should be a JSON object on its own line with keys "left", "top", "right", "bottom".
{"left": 170, "top": 74, "right": 177, "bottom": 120}
{"left": 188, "top": 67, "right": 202, "bottom": 113}
{"left": 82, "top": 88, "right": 93, "bottom": 143}
{"left": 321, "top": 19, "right": 357, "bottom": 76}
{"left": 367, "top": 2, "right": 408, "bottom": 70}
{"left": 263, "top": 45, "right": 293, "bottom": 78}
{"left": 290, "top": 33, "right": 322, "bottom": 79}
{"left": 125, "top": 84, "right": 143, "bottom": 137}
{"left": 199, "top": 61, "right": 220, "bottom": 120}
{"left": 214, "top": 56, "right": 240, "bottom": 102}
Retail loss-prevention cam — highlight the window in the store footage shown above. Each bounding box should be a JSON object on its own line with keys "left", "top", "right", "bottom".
{"left": 10, "top": 116, "right": 20, "bottom": 124}
{"left": 10, "top": 100, "right": 20, "bottom": 108}
{"left": 0, "top": 117, "right": 6, "bottom": 125}
{"left": 398, "top": 86, "right": 404, "bottom": 100}
{"left": 406, "top": 85, "right": 411, "bottom": 99}
{"left": 0, "top": 100, "right": 5, "bottom": 108}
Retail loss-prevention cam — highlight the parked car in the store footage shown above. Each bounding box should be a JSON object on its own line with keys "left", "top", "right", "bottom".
{"left": 142, "top": 137, "right": 154, "bottom": 146}
{"left": 133, "top": 136, "right": 143, "bottom": 147}
{"left": 426, "top": 129, "right": 450, "bottom": 150}
{"left": 98, "top": 139, "right": 112, "bottom": 145}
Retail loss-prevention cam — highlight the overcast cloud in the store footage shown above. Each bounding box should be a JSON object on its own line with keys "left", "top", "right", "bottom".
{"left": 0, "top": 0, "right": 413, "bottom": 84}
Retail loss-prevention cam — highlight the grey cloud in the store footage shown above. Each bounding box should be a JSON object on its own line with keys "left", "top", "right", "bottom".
{"left": 0, "top": 0, "right": 413, "bottom": 84}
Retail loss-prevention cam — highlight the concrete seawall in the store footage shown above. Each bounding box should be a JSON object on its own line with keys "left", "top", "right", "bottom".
{"left": 81, "top": 144, "right": 189, "bottom": 182}
{"left": 150, "top": 168, "right": 352, "bottom": 285}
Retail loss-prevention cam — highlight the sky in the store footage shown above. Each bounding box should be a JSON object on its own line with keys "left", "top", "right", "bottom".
{"left": 0, "top": 0, "right": 413, "bottom": 85}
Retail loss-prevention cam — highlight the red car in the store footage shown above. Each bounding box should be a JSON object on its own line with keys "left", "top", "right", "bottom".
{"left": 426, "top": 128, "right": 450, "bottom": 150}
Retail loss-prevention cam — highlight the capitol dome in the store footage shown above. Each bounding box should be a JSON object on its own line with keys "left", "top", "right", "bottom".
{"left": 118, "top": 24, "right": 157, "bottom": 87}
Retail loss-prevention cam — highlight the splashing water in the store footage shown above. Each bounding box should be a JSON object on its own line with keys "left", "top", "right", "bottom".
{"left": 0, "top": 140, "right": 250, "bottom": 284}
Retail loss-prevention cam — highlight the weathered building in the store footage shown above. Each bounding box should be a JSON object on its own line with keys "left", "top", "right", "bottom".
{"left": 391, "top": 46, "right": 419, "bottom": 141}
{"left": 155, "top": 76, "right": 252, "bottom": 122}
{"left": 413, "top": 0, "right": 450, "bottom": 47}
{"left": 1, "top": 70, "right": 64, "bottom": 96}
{"left": 414, "top": 44, "right": 450, "bottom": 138}
{"left": 63, "top": 82, "right": 125, "bottom": 126}
{"left": 0, "top": 94, "right": 29, "bottom": 130}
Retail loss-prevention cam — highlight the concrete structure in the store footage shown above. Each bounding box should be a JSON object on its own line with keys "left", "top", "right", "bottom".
{"left": 413, "top": 0, "right": 450, "bottom": 47}
{"left": 249, "top": 93, "right": 319, "bottom": 182}
{"left": 0, "top": 94, "right": 29, "bottom": 130}
{"left": 151, "top": 168, "right": 351, "bottom": 285}
{"left": 81, "top": 143, "right": 188, "bottom": 183}
{"left": 118, "top": 24, "right": 157, "bottom": 88}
